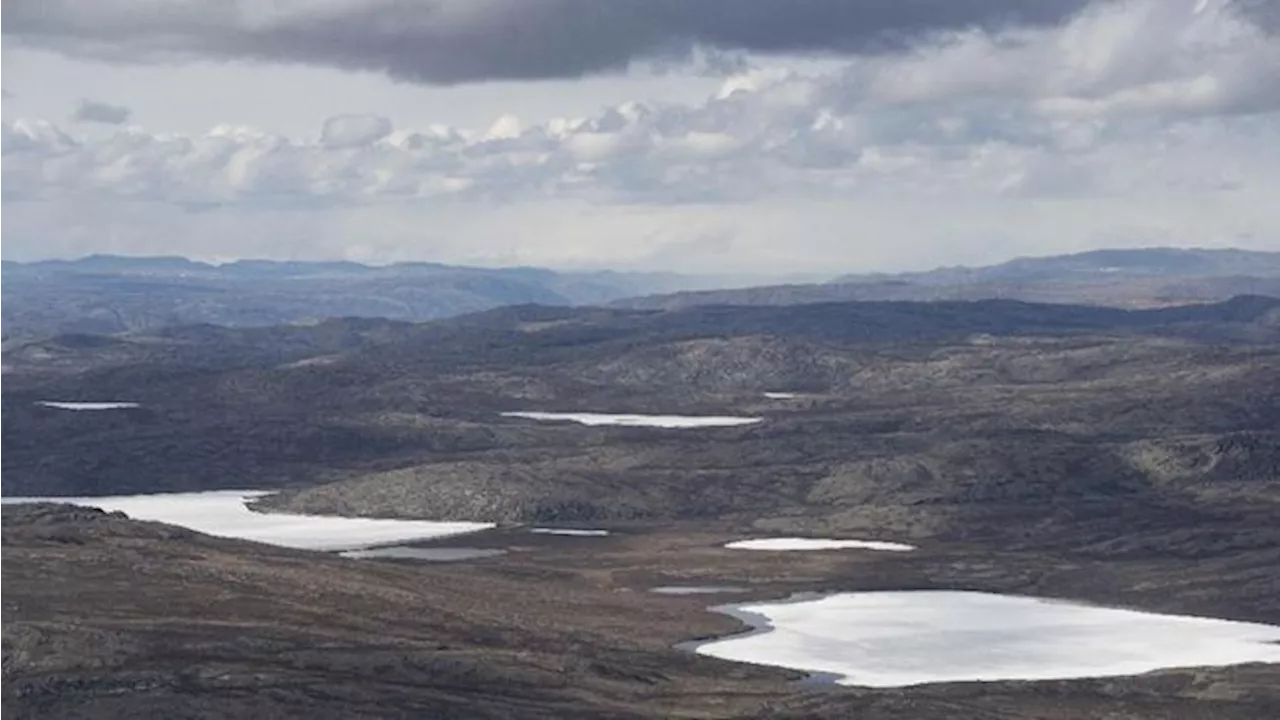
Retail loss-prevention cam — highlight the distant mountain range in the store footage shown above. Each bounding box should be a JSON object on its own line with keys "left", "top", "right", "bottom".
{"left": 838, "top": 248, "right": 1280, "bottom": 283}
{"left": 612, "top": 248, "right": 1280, "bottom": 311}
{"left": 0, "top": 255, "right": 799, "bottom": 340}
{"left": 3, "top": 247, "right": 1278, "bottom": 340}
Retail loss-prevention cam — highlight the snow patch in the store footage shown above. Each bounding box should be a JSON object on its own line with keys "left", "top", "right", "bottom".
{"left": 726, "top": 537, "right": 917, "bottom": 552}
{"left": 652, "top": 585, "right": 750, "bottom": 595}
{"left": 501, "top": 411, "right": 761, "bottom": 428}
{"left": 691, "top": 591, "right": 1280, "bottom": 687}
{"left": 763, "top": 392, "right": 798, "bottom": 399}
{"left": 2, "top": 490, "right": 492, "bottom": 551}
{"left": 530, "top": 528, "right": 610, "bottom": 537}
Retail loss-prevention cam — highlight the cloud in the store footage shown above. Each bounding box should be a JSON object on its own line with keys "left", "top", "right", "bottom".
{"left": 6, "top": 1, "right": 1274, "bottom": 199}
{"left": 2, "top": 0, "right": 1278, "bottom": 273}
{"left": 70, "top": 98, "right": 132, "bottom": 125}
{"left": 1233, "top": 0, "right": 1280, "bottom": 31}
{"left": 320, "top": 114, "right": 393, "bottom": 149}
{"left": 4, "top": 0, "right": 1102, "bottom": 84}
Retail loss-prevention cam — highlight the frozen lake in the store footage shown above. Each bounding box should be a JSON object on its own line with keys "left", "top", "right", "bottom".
{"left": 340, "top": 546, "right": 506, "bottom": 561}
{"left": 691, "top": 591, "right": 1280, "bottom": 687}
{"left": 726, "top": 537, "right": 917, "bottom": 552}
{"left": 2, "top": 490, "right": 492, "bottom": 551}
{"left": 500, "top": 411, "right": 761, "bottom": 428}
{"left": 36, "top": 401, "right": 141, "bottom": 410}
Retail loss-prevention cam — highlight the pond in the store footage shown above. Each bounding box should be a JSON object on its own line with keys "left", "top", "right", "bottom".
{"left": 340, "top": 546, "right": 506, "bottom": 561}
{"left": 2, "top": 490, "right": 492, "bottom": 551}
{"left": 687, "top": 590, "right": 1280, "bottom": 687}
{"left": 530, "top": 527, "right": 610, "bottom": 536}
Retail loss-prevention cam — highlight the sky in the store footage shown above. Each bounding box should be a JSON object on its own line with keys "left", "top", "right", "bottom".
{"left": 3, "top": 0, "right": 1279, "bottom": 275}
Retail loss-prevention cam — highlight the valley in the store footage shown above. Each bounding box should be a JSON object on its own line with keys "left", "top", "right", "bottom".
{"left": 8, "top": 0, "right": 1280, "bottom": 712}
{"left": 4, "top": 294, "right": 1280, "bottom": 717}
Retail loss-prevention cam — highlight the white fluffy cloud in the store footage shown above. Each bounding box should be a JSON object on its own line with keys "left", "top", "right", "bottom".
{"left": 3, "top": 0, "right": 1278, "bottom": 272}
{"left": 320, "top": 114, "right": 393, "bottom": 149}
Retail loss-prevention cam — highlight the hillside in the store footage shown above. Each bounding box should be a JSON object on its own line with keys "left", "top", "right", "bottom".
{"left": 9, "top": 501, "right": 1280, "bottom": 719}
{"left": 0, "top": 503, "right": 786, "bottom": 720}
{"left": 5, "top": 297, "right": 1278, "bottom": 525}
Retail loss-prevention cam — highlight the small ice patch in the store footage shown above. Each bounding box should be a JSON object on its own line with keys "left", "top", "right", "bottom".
{"left": 2, "top": 490, "right": 492, "bottom": 551}
{"left": 763, "top": 392, "right": 798, "bottom": 399}
{"left": 501, "top": 411, "right": 761, "bottom": 428}
{"left": 530, "top": 528, "right": 610, "bottom": 537}
{"left": 37, "top": 401, "right": 140, "bottom": 410}
{"left": 689, "top": 591, "right": 1280, "bottom": 687}
{"left": 652, "top": 585, "right": 750, "bottom": 595}
{"left": 726, "top": 537, "right": 916, "bottom": 552}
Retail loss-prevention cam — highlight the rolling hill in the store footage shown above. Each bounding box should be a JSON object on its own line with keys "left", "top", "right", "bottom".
{"left": 611, "top": 248, "right": 1280, "bottom": 311}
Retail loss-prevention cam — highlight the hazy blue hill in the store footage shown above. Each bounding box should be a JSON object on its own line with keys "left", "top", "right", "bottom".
{"left": 1, "top": 255, "right": 751, "bottom": 339}
{"left": 613, "top": 248, "right": 1280, "bottom": 311}
{"left": 836, "top": 248, "right": 1280, "bottom": 285}
{"left": 7, "top": 249, "right": 1278, "bottom": 340}
{"left": 10, "top": 254, "right": 213, "bottom": 275}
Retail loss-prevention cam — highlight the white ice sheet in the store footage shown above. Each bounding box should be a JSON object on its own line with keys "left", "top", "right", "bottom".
{"left": 3, "top": 490, "right": 492, "bottom": 551}
{"left": 693, "top": 591, "right": 1280, "bottom": 687}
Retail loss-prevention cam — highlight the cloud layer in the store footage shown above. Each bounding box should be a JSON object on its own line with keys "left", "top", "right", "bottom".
{"left": 7, "top": 1, "right": 1276, "bottom": 203}
{"left": 3, "top": 0, "right": 1278, "bottom": 272}
{"left": 2, "top": 0, "right": 1107, "bottom": 83}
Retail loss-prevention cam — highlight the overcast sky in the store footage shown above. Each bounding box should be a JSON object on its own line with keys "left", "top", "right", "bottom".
{"left": 3, "top": 0, "right": 1279, "bottom": 275}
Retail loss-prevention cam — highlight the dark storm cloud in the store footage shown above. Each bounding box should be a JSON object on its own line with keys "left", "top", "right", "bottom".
{"left": 4, "top": 0, "right": 1103, "bottom": 84}
{"left": 70, "top": 98, "right": 132, "bottom": 125}
{"left": 1233, "top": 0, "right": 1280, "bottom": 32}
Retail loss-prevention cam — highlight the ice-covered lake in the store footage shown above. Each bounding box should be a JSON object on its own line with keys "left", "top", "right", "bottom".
{"left": 2, "top": 490, "right": 492, "bottom": 551}
{"left": 690, "top": 591, "right": 1280, "bottom": 687}
{"left": 36, "top": 401, "right": 141, "bottom": 410}
{"left": 340, "top": 546, "right": 506, "bottom": 561}
{"left": 725, "top": 537, "right": 917, "bottom": 552}
{"left": 500, "top": 411, "right": 761, "bottom": 428}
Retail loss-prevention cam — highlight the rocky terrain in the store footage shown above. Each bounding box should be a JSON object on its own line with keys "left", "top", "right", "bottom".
{"left": 5, "top": 296, "right": 1279, "bottom": 511}
{"left": 1, "top": 503, "right": 792, "bottom": 720}
{"left": 6, "top": 501, "right": 1280, "bottom": 720}
{"left": 4, "top": 294, "right": 1280, "bottom": 718}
